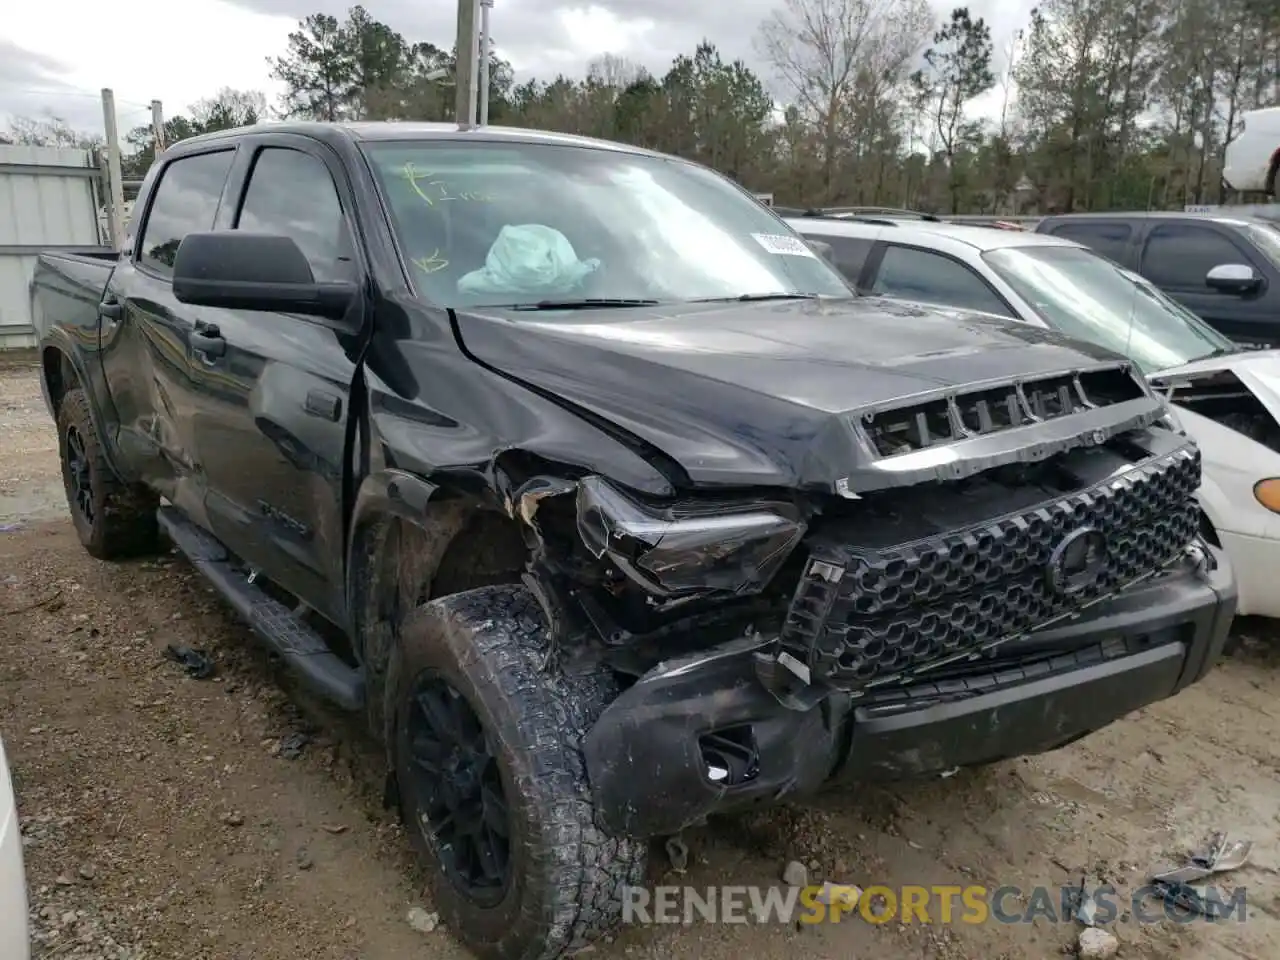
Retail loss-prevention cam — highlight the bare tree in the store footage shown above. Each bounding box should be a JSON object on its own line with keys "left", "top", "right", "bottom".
{"left": 757, "top": 0, "right": 933, "bottom": 201}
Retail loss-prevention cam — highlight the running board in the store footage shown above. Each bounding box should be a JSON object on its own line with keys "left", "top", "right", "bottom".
{"left": 156, "top": 506, "right": 364, "bottom": 711}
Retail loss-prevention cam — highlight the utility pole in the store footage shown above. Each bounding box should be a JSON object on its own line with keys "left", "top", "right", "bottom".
{"left": 151, "top": 100, "right": 166, "bottom": 154}
{"left": 454, "top": 0, "right": 478, "bottom": 125}
{"left": 479, "top": 0, "right": 493, "bottom": 126}
{"left": 100, "top": 88, "right": 126, "bottom": 251}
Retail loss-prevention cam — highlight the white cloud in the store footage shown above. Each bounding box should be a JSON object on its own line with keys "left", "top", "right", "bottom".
{"left": 2, "top": 0, "right": 1035, "bottom": 138}
{"left": 1, "top": 0, "right": 293, "bottom": 135}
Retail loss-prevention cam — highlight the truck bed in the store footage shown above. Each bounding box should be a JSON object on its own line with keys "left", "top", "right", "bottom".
{"left": 31, "top": 250, "right": 117, "bottom": 342}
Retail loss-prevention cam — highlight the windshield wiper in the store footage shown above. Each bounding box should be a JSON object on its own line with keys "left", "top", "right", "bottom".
{"left": 484, "top": 298, "right": 661, "bottom": 311}
{"left": 693, "top": 293, "right": 822, "bottom": 303}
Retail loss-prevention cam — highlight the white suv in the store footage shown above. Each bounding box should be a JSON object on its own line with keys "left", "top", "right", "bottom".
{"left": 0, "top": 736, "right": 29, "bottom": 960}
{"left": 1224, "top": 106, "right": 1280, "bottom": 196}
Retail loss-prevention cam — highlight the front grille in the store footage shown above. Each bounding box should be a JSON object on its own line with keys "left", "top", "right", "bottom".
{"left": 776, "top": 443, "right": 1201, "bottom": 692}
{"left": 864, "top": 367, "right": 1144, "bottom": 456}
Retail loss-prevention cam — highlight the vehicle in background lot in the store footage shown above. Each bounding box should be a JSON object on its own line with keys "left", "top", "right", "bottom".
{"left": 0, "top": 736, "right": 30, "bottom": 960}
{"left": 1223, "top": 107, "right": 1280, "bottom": 197}
{"left": 31, "top": 122, "right": 1235, "bottom": 960}
{"left": 1033, "top": 211, "right": 1280, "bottom": 348}
{"left": 790, "top": 214, "right": 1280, "bottom": 619}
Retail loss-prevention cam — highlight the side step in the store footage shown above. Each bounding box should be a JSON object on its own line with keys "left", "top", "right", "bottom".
{"left": 156, "top": 506, "right": 364, "bottom": 711}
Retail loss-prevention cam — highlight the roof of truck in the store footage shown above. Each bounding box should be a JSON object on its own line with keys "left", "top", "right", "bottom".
{"left": 1038, "top": 210, "right": 1274, "bottom": 229}
{"left": 174, "top": 120, "right": 661, "bottom": 157}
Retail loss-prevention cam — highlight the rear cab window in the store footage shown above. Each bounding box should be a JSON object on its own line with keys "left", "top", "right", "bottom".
{"left": 137, "top": 151, "right": 236, "bottom": 275}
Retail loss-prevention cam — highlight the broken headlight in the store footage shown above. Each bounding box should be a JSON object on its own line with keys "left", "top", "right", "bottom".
{"left": 574, "top": 476, "right": 805, "bottom": 597}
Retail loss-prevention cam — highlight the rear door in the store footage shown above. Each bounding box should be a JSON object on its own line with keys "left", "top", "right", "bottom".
{"left": 188, "top": 133, "right": 365, "bottom": 623}
{"left": 99, "top": 148, "right": 238, "bottom": 523}
{"left": 1136, "top": 220, "right": 1280, "bottom": 346}
{"left": 1039, "top": 218, "right": 1138, "bottom": 268}
{"left": 862, "top": 243, "right": 1019, "bottom": 317}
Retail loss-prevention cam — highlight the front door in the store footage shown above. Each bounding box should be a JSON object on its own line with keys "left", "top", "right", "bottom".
{"left": 1137, "top": 220, "right": 1280, "bottom": 346}
{"left": 186, "top": 136, "right": 364, "bottom": 624}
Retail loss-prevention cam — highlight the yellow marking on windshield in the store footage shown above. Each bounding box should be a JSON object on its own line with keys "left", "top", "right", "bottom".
{"left": 411, "top": 249, "right": 449, "bottom": 274}
{"left": 401, "top": 162, "right": 499, "bottom": 205}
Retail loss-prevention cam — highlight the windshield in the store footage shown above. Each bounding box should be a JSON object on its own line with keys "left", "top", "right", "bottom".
{"left": 982, "top": 245, "right": 1236, "bottom": 374}
{"left": 362, "top": 140, "right": 853, "bottom": 309}
{"left": 1246, "top": 223, "right": 1280, "bottom": 269}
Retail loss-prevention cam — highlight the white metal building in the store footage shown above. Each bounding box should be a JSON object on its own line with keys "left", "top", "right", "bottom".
{"left": 0, "top": 145, "right": 106, "bottom": 350}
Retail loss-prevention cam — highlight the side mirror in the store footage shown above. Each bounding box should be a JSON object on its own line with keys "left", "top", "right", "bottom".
{"left": 1205, "top": 263, "right": 1262, "bottom": 295}
{"left": 172, "top": 232, "right": 358, "bottom": 321}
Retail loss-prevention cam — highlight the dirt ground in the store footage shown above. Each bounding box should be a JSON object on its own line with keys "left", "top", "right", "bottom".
{"left": 2, "top": 354, "right": 1279, "bottom": 960}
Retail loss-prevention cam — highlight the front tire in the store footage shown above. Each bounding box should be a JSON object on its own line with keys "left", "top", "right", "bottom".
{"left": 56, "top": 388, "right": 159, "bottom": 560}
{"left": 386, "top": 585, "right": 646, "bottom": 960}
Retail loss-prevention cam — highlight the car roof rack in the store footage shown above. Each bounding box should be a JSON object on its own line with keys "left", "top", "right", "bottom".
{"left": 819, "top": 206, "right": 944, "bottom": 222}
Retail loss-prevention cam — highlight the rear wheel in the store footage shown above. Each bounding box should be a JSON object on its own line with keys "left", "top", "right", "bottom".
{"left": 386, "top": 585, "right": 646, "bottom": 960}
{"left": 1266, "top": 152, "right": 1279, "bottom": 198}
{"left": 56, "top": 388, "right": 159, "bottom": 559}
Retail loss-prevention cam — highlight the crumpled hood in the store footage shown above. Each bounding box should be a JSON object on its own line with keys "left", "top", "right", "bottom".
{"left": 454, "top": 296, "right": 1147, "bottom": 490}
{"left": 1153, "top": 349, "right": 1280, "bottom": 424}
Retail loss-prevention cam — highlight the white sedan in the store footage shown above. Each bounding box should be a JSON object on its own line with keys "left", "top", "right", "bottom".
{"left": 0, "top": 736, "right": 29, "bottom": 959}
{"left": 790, "top": 215, "right": 1280, "bottom": 618}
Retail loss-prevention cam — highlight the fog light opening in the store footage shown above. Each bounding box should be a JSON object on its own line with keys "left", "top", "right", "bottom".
{"left": 699, "top": 725, "right": 760, "bottom": 786}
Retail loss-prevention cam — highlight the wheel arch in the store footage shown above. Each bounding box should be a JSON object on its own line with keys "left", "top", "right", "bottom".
{"left": 345, "top": 468, "right": 531, "bottom": 741}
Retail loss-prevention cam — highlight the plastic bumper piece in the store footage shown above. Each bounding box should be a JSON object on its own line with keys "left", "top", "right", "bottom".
{"left": 583, "top": 547, "right": 1235, "bottom": 840}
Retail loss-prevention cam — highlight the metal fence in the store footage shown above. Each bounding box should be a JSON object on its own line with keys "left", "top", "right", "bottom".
{"left": 0, "top": 145, "right": 106, "bottom": 350}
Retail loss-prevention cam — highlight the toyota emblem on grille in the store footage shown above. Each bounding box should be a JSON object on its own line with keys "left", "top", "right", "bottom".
{"left": 1045, "top": 527, "right": 1107, "bottom": 596}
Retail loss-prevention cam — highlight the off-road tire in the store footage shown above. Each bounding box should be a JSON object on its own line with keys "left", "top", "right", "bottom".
{"left": 386, "top": 585, "right": 647, "bottom": 960}
{"left": 56, "top": 388, "right": 159, "bottom": 560}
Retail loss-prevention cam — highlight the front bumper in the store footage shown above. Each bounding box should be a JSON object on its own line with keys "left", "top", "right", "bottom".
{"left": 0, "top": 741, "right": 30, "bottom": 960}
{"left": 583, "top": 547, "right": 1236, "bottom": 839}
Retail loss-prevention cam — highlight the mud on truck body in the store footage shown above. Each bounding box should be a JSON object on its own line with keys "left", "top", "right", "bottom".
{"left": 30, "top": 122, "right": 1235, "bottom": 960}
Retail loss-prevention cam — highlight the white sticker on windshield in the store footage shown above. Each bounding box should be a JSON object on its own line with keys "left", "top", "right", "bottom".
{"left": 752, "top": 233, "right": 816, "bottom": 257}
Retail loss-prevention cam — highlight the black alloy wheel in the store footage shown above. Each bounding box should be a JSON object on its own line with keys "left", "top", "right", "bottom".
{"left": 64, "top": 423, "right": 95, "bottom": 526}
{"left": 405, "top": 673, "right": 511, "bottom": 904}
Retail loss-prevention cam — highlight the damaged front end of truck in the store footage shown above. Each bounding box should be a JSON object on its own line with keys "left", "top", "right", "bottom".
{"left": 485, "top": 358, "right": 1228, "bottom": 839}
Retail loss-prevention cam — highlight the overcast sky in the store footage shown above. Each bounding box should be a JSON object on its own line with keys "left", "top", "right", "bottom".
{"left": 2, "top": 0, "right": 1035, "bottom": 141}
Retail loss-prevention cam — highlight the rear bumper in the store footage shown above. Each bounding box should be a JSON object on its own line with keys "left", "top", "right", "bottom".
{"left": 583, "top": 547, "right": 1236, "bottom": 839}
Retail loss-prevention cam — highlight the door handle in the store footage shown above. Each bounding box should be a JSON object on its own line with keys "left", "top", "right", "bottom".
{"left": 99, "top": 301, "right": 122, "bottom": 321}
{"left": 191, "top": 328, "right": 226, "bottom": 359}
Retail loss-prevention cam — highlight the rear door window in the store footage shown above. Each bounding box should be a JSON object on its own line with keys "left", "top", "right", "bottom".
{"left": 137, "top": 151, "right": 235, "bottom": 275}
{"left": 1140, "top": 223, "right": 1256, "bottom": 288}
{"left": 869, "top": 244, "right": 1015, "bottom": 317}
{"left": 1046, "top": 221, "right": 1132, "bottom": 263}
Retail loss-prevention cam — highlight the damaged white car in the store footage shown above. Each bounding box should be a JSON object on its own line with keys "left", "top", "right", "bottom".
{"left": 790, "top": 218, "right": 1280, "bottom": 618}
{"left": 0, "top": 736, "right": 29, "bottom": 960}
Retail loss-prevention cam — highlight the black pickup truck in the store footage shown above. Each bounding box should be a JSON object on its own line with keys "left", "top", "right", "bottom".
{"left": 31, "top": 122, "right": 1235, "bottom": 959}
